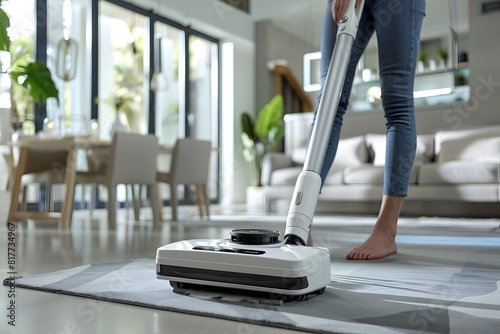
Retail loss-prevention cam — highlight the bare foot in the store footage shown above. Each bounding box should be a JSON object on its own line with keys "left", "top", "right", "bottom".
{"left": 346, "top": 230, "right": 397, "bottom": 260}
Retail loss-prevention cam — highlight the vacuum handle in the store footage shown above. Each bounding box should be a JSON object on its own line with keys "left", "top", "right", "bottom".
{"left": 303, "top": 0, "right": 365, "bottom": 175}
{"left": 284, "top": 0, "right": 365, "bottom": 246}
{"left": 337, "top": 0, "right": 365, "bottom": 39}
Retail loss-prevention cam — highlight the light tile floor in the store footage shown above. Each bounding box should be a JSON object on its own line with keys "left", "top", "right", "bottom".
{"left": 0, "top": 205, "right": 318, "bottom": 334}
{"left": 1, "top": 205, "right": 499, "bottom": 334}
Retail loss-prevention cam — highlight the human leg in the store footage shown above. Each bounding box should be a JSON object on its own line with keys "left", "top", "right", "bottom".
{"left": 346, "top": 194, "right": 401, "bottom": 259}
{"left": 347, "top": 0, "right": 425, "bottom": 260}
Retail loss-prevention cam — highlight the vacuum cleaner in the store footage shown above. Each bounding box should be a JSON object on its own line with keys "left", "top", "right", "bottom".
{"left": 156, "top": 0, "right": 364, "bottom": 302}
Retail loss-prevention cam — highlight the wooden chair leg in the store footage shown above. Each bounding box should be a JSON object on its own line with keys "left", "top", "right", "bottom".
{"left": 195, "top": 185, "right": 205, "bottom": 219}
{"left": 203, "top": 185, "right": 210, "bottom": 219}
{"left": 131, "top": 184, "right": 141, "bottom": 221}
{"left": 157, "top": 183, "right": 164, "bottom": 222}
{"left": 46, "top": 183, "right": 52, "bottom": 212}
{"left": 90, "top": 184, "right": 96, "bottom": 218}
{"left": 149, "top": 184, "right": 161, "bottom": 225}
{"left": 170, "top": 185, "right": 178, "bottom": 221}
{"left": 107, "top": 185, "right": 117, "bottom": 229}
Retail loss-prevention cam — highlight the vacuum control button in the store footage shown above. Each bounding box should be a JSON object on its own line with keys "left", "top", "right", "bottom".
{"left": 295, "top": 191, "right": 303, "bottom": 205}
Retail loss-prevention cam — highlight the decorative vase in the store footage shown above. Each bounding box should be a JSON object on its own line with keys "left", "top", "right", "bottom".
{"left": 417, "top": 61, "right": 425, "bottom": 73}
{"left": 109, "top": 111, "right": 130, "bottom": 136}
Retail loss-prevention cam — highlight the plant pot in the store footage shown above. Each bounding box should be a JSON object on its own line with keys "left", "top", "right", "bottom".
{"left": 246, "top": 186, "right": 267, "bottom": 212}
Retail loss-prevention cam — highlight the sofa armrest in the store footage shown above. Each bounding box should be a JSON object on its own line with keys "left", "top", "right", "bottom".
{"left": 261, "top": 153, "right": 294, "bottom": 186}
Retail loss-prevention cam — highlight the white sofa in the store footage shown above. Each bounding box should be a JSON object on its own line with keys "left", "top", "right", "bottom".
{"left": 261, "top": 112, "right": 500, "bottom": 217}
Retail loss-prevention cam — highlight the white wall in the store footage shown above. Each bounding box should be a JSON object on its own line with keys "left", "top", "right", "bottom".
{"left": 231, "top": 40, "right": 256, "bottom": 204}
{"left": 140, "top": 0, "right": 254, "bottom": 42}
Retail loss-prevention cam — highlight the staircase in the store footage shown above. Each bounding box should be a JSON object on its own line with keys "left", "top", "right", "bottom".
{"left": 272, "top": 64, "right": 314, "bottom": 114}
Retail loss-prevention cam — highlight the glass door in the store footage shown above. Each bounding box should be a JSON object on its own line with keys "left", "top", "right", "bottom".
{"left": 98, "top": 1, "right": 149, "bottom": 137}
{"left": 187, "top": 35, "right": 218, "bottom": 142}
{"left": 154, "top": 30, "right": 220, "bottom": 206}
{"left": 96, "top": 1, "right": 150, "bottom": 207}
{"left": 187, "top": 35, "right": 219, "bottom": 200}
{"left": 153, "top": 22, "right": 184, "bottom": 146}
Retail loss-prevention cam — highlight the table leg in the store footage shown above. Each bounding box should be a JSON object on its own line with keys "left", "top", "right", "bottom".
{"left": 60, "top": 147, "right": 77, "bottom": 229}
{"left": 7, "top": 147, "right": 27, "bottom": 225}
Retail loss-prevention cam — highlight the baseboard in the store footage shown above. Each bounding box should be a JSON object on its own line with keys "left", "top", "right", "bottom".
{"left": 268, "top": 198, "right": 500, "bottom": 218}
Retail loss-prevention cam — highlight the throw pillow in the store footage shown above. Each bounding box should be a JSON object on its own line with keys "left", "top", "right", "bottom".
{"left": 366, "top": 133, "right": 434, "bottom": 166}
{"left": 438, "top": 136, "right": 500, "bottom": 163}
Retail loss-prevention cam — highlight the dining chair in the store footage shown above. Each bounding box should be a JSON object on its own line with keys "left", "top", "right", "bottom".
{"left": 157, "top": 138, "right": 211, "bottom": 221}
{"left": 72, "top": 132, "right": 161, "bottom": 228}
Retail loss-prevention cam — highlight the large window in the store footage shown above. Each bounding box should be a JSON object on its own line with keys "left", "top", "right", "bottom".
{"left": 1, "top": 0, "right": 36, "bottom": 133}
{"left": 16, "top": 0, "right": 221, "bottom": 206}
{"left": 153, "top": 22, "right": 184, "bottom": 146}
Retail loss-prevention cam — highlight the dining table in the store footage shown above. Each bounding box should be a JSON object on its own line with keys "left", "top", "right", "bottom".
{"left": 6, "top": 136, "right": 112, "bottom": 229}
{"left": 5, "top": 134, "right": 214, "bottom": 229}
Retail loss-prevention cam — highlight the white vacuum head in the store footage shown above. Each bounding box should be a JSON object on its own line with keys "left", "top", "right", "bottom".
{"left": 156, "top": 229, "right": 330, "bottom": 302}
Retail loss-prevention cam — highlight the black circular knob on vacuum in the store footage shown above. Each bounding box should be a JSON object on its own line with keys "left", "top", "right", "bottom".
{"left": 230, "top": 229, "right": 280, "bottom": 245}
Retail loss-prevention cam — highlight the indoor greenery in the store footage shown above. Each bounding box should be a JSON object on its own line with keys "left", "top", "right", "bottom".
{"left": 241, "top": 94, "right": 284, "bottom": 186}
{"left": 0, "top": 0, "right": 59, "bottom": 112}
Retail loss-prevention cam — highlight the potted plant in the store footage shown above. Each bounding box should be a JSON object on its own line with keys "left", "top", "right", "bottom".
{"left": 438, "top": 47, "right": 448, "bottom": 69}
{"left": 0, "top": 1, "right": 59, "bottom": 122}
{"left": 455, "top": 72, "right": 467, "bottom": 86}
{"left": 417, "top": 50, "right": 427, "bottom": 73}
{"left": 241, "top": 94, "right": 284, "bottom": 187}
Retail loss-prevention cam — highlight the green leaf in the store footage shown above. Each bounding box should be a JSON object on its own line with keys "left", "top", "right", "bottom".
{"left": 241, "top": 112, "right": 256, "bottom": 140}
{"left": 254, "top": 95, "right": 284, "bottom": 140}
{"left": 11, "top": 61, "right": 59, "bottom": 105}
{"left": 269, "top": 122, "right": 284, "bottom": 144}
{"left": 0, "top": 8, "right": 10, "bottom": 52}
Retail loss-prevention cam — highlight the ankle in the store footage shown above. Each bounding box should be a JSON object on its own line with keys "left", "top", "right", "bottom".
{"left": 372, "top": 223, "right": 397, "bottom": 240}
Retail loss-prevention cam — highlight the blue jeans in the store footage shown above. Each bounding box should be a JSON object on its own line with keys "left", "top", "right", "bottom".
{"left": 314, "top": 0, "right": 426, "bottom": 196}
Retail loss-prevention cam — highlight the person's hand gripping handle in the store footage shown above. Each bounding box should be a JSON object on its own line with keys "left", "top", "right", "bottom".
{"left": 332, "top": 0, "right": 364, "bottom": 38}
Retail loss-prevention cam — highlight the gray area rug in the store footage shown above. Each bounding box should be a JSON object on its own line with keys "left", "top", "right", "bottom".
{"left": 5, "top": 228, "right": 500, "bottom": 334}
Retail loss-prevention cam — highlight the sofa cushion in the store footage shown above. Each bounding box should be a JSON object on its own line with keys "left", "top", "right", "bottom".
{"left": 366, "top": 134, "right": 434, "bottom": 166}
{"left": 418, "top": 161, "right": 500, "bottom": 184}
{"left": 438, "top": 136, "right": 500, "bottom": 163}
{"left": 323, "top": 167, "right": 344, "bottom": 185}
{"left": 434, "top": 125, "right": 500, "bottom": 157}
{"left": 271, "top": 166, "right": 344, "bottom": 186}
{"left": 343, "top": 164, "right": 384, "bottom": 184}
{"left": 343, "top": 163, "right": 419, "bottom": 185}
{"left": 291, "top": 147, "right": 307, "bottom": 165}
{"left": 290, "top": 135, "right": 369, "bottom": 167}
{"left": 270, "top": 167, "right": 302, "bottom": 186}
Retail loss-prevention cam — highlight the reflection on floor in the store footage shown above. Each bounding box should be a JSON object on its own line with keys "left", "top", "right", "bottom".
{"left": 1, "top": 205, "right": 499, "bottom": 334}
